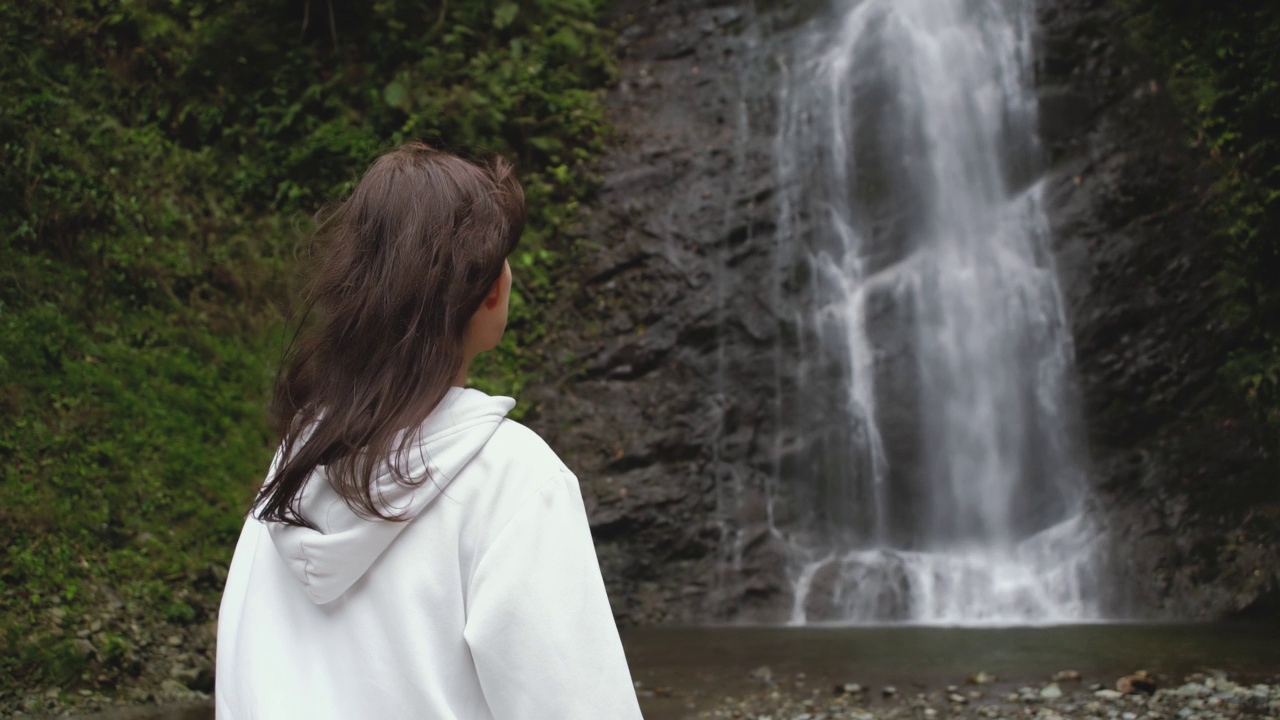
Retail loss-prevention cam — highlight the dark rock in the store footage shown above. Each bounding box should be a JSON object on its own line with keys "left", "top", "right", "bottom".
{"left": 527, "top": 0, "right": 791, "bottom": 624}
{"left": 1041, "top": 0, "right": 1280, "bottom": 620}
{"left": 1116, "top": 671, "right": 1158, "bottom": 695}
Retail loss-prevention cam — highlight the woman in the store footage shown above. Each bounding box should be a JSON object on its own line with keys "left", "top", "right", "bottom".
{"left": 215, "top": 143, "right": 644, "bottom": 719}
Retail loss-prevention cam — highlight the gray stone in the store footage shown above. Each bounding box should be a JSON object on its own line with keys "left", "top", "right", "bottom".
{"left": 71, "top": 638, "right": 95, "bottom": 660}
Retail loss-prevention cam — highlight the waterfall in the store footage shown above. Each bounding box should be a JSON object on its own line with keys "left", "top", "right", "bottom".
{"left": 757, "top": 0, "right": 1106, "bottom": 624}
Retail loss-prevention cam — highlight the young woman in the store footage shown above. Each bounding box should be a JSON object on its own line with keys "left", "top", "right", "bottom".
{"left": 215, "top": 143, "right": 644, "bottom": 719}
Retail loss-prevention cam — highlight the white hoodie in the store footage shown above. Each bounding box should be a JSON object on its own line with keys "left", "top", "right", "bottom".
{"left": 215, "top": 388, "right": 643, "bottom": 719}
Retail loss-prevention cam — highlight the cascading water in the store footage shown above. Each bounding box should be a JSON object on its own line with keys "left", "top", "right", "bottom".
{"left": 758, "top": 0, "right": 1106, "bottom": 624}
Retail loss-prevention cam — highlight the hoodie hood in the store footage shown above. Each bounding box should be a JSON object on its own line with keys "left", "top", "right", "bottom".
{"left": 263, "top": 387, "right": 516, "bottom": 604}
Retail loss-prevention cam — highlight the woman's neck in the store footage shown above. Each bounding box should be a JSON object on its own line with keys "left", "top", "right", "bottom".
{"left": 453, "top": 356, "right": 472, "bottom": 388}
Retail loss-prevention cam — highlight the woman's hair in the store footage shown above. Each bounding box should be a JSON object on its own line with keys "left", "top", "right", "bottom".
{"left": 256, "top": 142, "right": 525, "bottom": 529}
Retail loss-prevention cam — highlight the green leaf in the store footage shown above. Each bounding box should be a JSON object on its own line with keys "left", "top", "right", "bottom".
{"left": 528, "top": 136, "right": 563, "bottom": 153}
{"left": 493, "top": 2, "right": 519, "bottom": 30}
{"left": 383, "top": 80, "right": 409, "bottom": 111}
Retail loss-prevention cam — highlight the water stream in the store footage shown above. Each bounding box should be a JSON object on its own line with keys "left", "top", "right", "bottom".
{"left": 747, "top": 0, "right": 1104, "bottom": 623}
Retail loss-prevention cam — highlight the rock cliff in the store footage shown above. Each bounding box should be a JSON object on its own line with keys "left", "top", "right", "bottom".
{"left": 527, "top": 0, "right": 1279, "bottom": 624}
{"left": 1037, "top": 0, "right": 1279, "bottom": 618}
{"left": 527, "top": 0, "right": 790, "bottom": 624}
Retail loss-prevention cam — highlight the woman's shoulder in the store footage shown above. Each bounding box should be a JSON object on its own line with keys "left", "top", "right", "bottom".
{"left": 454, "top": 419, "right": 583, "bottom": 556}
{"left": 483, "top": 418, "right": 570, "bottom": 478}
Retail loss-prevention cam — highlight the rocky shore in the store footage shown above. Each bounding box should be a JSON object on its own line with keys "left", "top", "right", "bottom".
{"left": 692, "top": 673, "right": 1280, "bottom": 720}
{"left": 2, "top": 689, "right": 207, "bottom": 720}
{"left": 6, "top": 659, "right": 1278, "bottom": 720}
{"left": 0, "top": 585, "right": 217, "bottom": 719}
{"left": 2, "top": 676, "right": 208, "bottom": 719}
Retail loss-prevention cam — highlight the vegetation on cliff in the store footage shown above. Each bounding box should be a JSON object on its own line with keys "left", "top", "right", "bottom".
{"left": 0, "top": 0, "right": 612, "bottom": 695}
{"left": 1124, "top": 0, "right": 1280, "bottom": 446}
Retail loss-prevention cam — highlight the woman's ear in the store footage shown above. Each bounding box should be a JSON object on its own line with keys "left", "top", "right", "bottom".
{"left": 483, "top": 260, "right": 512, "bottom": 310}
{"left": 483, "top": 277, "right": 503, "bottom": 309}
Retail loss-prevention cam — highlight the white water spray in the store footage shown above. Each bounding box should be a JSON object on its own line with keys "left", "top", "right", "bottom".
{"left": 765, "top": 0, "right": 1105, "bottom": 624}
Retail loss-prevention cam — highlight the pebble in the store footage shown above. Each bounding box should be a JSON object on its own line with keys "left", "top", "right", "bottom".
{"left": 72, "top": 638, "right": 95, "bottom": 659}
{"left": 969, "top": 671, "right": 997, "bottom": 685}
{"left": 1042, "top": 684, "right": 1064, "bottom": 700}
{"left": 157, "top": 678, "right": 189, "bottom": 697}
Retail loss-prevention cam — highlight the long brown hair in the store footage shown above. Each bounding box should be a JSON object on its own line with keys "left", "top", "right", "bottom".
{"left": 257, "top": 142, "right": 525, "bottom": 529}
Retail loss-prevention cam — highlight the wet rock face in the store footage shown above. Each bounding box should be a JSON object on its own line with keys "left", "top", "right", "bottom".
{"left": 526, "top": 0, "right": 793, "bottom": 624}
{"left": 530, "top": 0, "right": 1278, "bottom": 625}
{"left": 1037, "top": 0, "right": 1279, "bottom": 617}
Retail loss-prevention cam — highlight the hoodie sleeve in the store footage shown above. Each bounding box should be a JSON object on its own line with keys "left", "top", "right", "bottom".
{"left": 463, "top": 467, "right": 644, "bottom": 720}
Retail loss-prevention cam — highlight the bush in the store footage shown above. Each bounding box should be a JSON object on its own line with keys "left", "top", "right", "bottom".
{"left": 0, "top": 0, "right": 613, "bottom": 692}
{"left": 1124, "top": 0, "right": 1280, "bottom": 443}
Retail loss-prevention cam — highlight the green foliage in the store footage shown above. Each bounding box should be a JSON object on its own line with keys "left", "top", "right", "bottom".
{"left": 98, "top": 633, "right": 130, "bottom": 664}
{"left": 0, "top": 0, "right": 612, "bottom": 693}
{"left": 1124, "top": 0, "right": 1280, "bottom": 444}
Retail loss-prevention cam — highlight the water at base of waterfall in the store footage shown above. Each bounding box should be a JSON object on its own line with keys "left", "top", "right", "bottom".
{"left": 789, "top": 514, "right": 1106, "bottom": 625}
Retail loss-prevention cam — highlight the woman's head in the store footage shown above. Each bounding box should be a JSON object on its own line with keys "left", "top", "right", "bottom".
{"left": 258, "top": 142, "right": 524, "bottom": 528}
